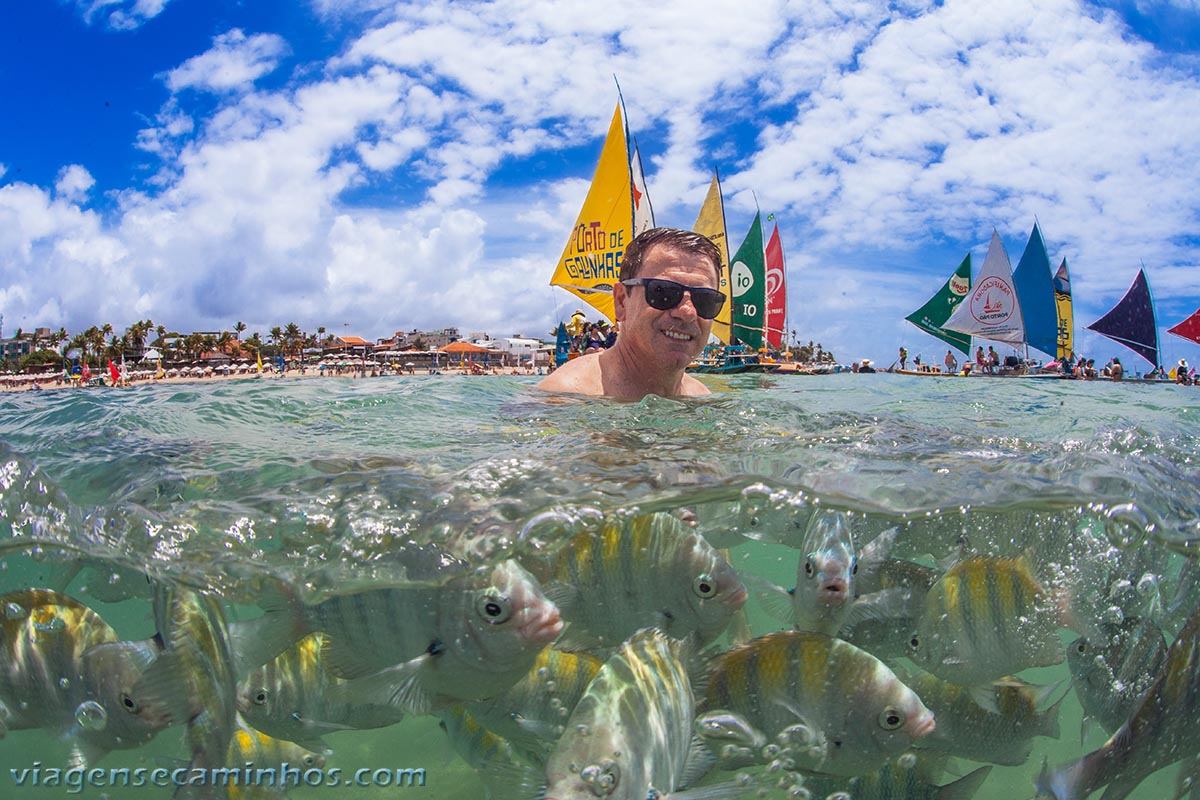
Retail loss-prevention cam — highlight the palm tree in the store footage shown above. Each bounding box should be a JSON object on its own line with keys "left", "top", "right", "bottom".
{"left": 234, "top": 321, "right": 247, "bottom": 340}
{"left": 284, "top": 322, "right": 302, "bottom": 357}
{"left": 268, "top": 327, "right": 283, "bottom": 358}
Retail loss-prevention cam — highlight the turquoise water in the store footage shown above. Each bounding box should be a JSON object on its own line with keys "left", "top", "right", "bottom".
{"left": 1, "top": 372, "right": 1198, "bottom": 798}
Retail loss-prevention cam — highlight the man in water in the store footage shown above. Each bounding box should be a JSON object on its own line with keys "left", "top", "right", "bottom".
{"left": 537, "top": 227, "right": 724, "bottom": 400}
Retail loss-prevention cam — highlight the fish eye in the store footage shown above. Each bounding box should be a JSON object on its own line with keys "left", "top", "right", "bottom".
{"left": 1074, "top": 640, "right": 1088, "bottom": 655}
{"left": 804, "top": 558, "right": 815, "bottom": 578}
{"left": 476, "top": 594, "right": 513, "bottom": 624}
{"left": 693, "top": 574, "right": 717, "bottom": 598}
{"left": 120, "top": 693, "right": 140, "bottom": 714}
{"left": 909, "top": 635, "right": 920, "bottom": 650}
{"left": 851, "top": 559, "right": 859, "bottom": 575}
{"left": 303, "top": 755, "right": 317, "bottom": 766}
{"left": 878, "top": 708, "right": 905, "bottom": 730}
{"left": 252, "top": 689, "right": 269, "bottom": 706}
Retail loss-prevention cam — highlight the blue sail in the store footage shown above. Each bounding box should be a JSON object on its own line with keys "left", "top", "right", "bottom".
{"left": 554, "top": 322, "right": 571, "bottom": 366}
{"left": 1086, "top": 268, "right": 1160, "bottom": 367}
{"left": 1012, "top": 222, "right": 1058, "bottom": 358}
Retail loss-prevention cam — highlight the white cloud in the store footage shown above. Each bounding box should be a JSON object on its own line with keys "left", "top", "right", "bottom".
{"left": 54, "top": 165, "right": 96, "bottom": 204}
{"left": 165, "top": 29, "right": 291, "bottom": 94}
{"left": 76, "top": 0, "right": 173, "bottom": 30}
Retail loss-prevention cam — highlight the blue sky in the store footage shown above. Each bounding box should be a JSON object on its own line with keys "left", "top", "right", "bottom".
{"left": 2, "top": 0, "right": 1200, "bottom": 369}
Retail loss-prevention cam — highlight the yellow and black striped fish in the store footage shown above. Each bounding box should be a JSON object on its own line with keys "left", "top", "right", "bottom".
{"left": 237, "top": 632, "right": 404, "bottom": 752}
{"left": 702, "top": 630, "right": 935, "bottom": 777}
{"left": 545, "top": 512, "right": 746, "bottom": 652}
{"left": 909, "top": 554, "right": 1064, "bottom": 685}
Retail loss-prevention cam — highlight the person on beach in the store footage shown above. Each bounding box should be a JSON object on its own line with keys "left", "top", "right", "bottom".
{"left": 536, "top": 227, "right": 725, "bottom": 400}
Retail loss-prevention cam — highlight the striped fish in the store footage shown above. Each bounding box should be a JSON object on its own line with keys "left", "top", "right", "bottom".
{"left": 465, "top": 644, "right": 603, "bottom": 764}
{"left": 0, "top": 588, "right": 166, "bottom": 765}
{"left": 1036, "top": 606, "right": 1200, "bottom": 800}
{"left": 437, "top": 706, "right": 538, "bottom": 800}
{"left": 307, "top": 559, "right": 562, "bottom": 715}
{"left": 544, "top": 628, "right": 721, "bottom": 800}
{"left": 909, "top": 555, "right": 1064, "bottom": 685}
{"left": 904, "top": 668, "right": 1065, "bottom": 765}
{"left": 132, "top": 584, "right": 238, "bottom": 799}
{"left": 225, "top": 715, "right": 326, "bottom": 800}
{"left": 237, "top": 632, "right": 405, "bottom": 751}
{"left": 545, "top": 513, "right": 746, "bottom": 652}
{"left": 701, "top": 630, "right": 935, "bottom": 777}
{"left": 1067, "top": 616, "right": 1167, "bottom": 740}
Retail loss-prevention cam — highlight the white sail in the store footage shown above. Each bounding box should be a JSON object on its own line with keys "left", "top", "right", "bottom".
{"left": 630, "top": 142, "right": 654, "bottom": 235}
{"left": 943, "top": 230, "right": 1025, "bottom": 344}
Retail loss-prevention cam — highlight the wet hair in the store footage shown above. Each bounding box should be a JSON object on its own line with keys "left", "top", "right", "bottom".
{"left": 619, "top": 227, "right": 723, "bottom": 283}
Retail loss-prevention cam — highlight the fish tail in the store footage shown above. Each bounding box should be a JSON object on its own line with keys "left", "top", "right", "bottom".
{"left": 1034, "top": 750, "right": 1109, "bottom": 800}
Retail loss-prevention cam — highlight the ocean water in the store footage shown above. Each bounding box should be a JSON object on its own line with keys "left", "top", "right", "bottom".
{"left": 0, "top": 372, "right": 1198, "bottom": 799}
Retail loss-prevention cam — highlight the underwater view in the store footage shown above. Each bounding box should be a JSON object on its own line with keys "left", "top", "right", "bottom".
{"left": 0, "top": 372, "right": 1198, "bottom": 799}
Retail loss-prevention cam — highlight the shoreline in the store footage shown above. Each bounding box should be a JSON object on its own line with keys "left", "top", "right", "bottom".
{"left": 0, "top": 364, "right": 541, "bottom": 394}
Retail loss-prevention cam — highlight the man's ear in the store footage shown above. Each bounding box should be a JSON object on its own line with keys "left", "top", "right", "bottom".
{"left": 613, "top": 281, "right": 629, "bottom": 321}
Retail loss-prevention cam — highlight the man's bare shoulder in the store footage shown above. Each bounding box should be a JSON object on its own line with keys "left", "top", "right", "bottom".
{"left": 535, "top": 354, "right": 604, "bottom": 395}
{"left": 679, "top": 373, "right": 712, "bottom": 396}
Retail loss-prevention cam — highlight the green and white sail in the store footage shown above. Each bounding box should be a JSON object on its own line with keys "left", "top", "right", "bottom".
{"left": 906, "top": 254, "right": 972, "bottom": 356}
{"left": 729, "top": 212, "right": 766, "bottom": 350}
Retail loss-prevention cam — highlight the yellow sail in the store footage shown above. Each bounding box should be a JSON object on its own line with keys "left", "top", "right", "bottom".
{"left": 692, "top": 171, "right": 731, "bottom": 343}
{"left": 549, "top": 104, "right": 634, "bottom": 322}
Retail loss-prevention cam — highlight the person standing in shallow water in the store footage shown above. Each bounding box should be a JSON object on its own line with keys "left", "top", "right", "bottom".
{"left": 537, "top": 227, "right": 725, "bottom": 400}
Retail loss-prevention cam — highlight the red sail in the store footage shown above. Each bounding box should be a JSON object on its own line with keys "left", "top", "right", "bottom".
{"left": 1168, "top": 307, "right": 1200, "bottom": 346}
{"left": 765, "top": 223, "right": 787, "bottom": 350}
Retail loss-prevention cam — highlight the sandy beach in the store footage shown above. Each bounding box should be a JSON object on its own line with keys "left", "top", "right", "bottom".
{"left": 0, "top": 364, "right": 540, "bottom": 393}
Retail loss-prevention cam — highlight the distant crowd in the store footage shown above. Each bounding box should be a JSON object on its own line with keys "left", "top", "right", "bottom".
{"left": 893, "top": 344, "right": 1195, "bottom": 384}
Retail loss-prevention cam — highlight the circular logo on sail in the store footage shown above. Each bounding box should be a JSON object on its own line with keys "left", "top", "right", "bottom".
{"left": 969, "top": 276, "right": 1015, "bottom": 326}
{"left": 731, "top": 261, "right": 754, "bottom": 298}
{"left": 949, "top": 274, "right": 970, "bottom": 296}
{"left": 766, "top": 266, "right": 785, "bottom": 298}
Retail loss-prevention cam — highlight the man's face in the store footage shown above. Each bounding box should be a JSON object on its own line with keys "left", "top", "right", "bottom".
{"left": 613, "top": 245, "right": 720, "bottom": 370}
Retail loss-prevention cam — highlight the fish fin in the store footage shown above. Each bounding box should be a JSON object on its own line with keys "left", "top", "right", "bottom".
{"left": 743, "top": 572, "right": 795, "bottom": 624}
{"left": 228, "top": 585, "right": 309, "bottom": 678}
{"left": 1037, "top": 687, "right": 1068, "bottom": 740}
{"left": 130, "top": 649, "right": 198, "bottom": 727}
{"left": 324, "top": 656, "right": 436, "bottom": 716}
{"left": 508, "top": 713, "right": 559, "bottom": 741}
{"left": 842, "top": 587, "right": 915, "bottom": 627}
{"left": 665, "top": 780, "right": 757, "bottom": 800}
{"left": 321, "top": 632, "right": 380, "bottom": 680}
{"left": 935, "top": 765, "right": 992, "bottom": 800}
{"left": 542, "top": 582, "right": 580, "bottom": 616}
{"left": 552, "top": 625, "right": 610, "bottom": 656}
{"left": 66, "top": 741, "right": 107, "bottom": 771}
{"left": 1031, "top": 677, "right": 1070, "bottom": 712}
{"left": 680, "top": 733, "right": 717, "bottom": 789}
{"left": 725, "top": 605, "right": 753, "bottom": 647}
{"left": 857, "top": 527, "right": 898, "bottom": 577}
{"left": 967, "top": 685, "right": 1000, "bottom": 715}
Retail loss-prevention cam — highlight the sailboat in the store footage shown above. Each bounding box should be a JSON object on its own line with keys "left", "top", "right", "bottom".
{"left": 1012, "top": 222, "right": 1058, "bottom": 360}
{"left": 1168, "top": 307, "right": 1200, "bottom": 346}
{"left": 693, "top": 171, "right": 732, "bottom": 344}
{"left": 549, "top": 101, "right": 652, "bottom": 324}
{"left": 1086, "top": 267, "right": 1160, "bottom": 368}
{"left": 1053, "top": 258, "right": 1074, "bottom": 360}
{"left": 904, "top": 253, "right": 972, "bottom": 361}
{"left": 943, "top": 229, "right": 1025, "bottom": 342}
{"left": 688, "top": 207, "right": 783, "bottom": 375}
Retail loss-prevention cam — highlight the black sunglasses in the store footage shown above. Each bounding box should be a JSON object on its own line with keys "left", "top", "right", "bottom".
{"left": 620, "top": 278, "right": 726, "bottom": 319}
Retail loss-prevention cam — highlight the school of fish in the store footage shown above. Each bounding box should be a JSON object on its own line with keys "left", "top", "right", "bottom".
{"left": 2, "top": 506, "right": 1198, "bottom": 799}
